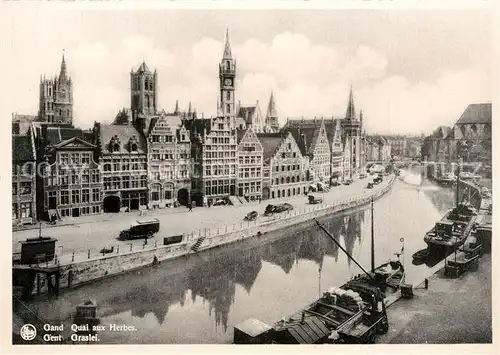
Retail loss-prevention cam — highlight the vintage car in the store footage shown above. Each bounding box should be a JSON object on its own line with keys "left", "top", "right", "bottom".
{"left": 119, "top": 219, "right": 160, "bottom": 240}
{"left": 244, "top": 211, "right": 259, "bottom": 221}
{"left": 264, "top": 203, "right": 294, "bottom": 216}
{"left": 308, "top": 195, "right": 323, "bottom": 204}
{"left": 213, "top": 198, "right": 227, "bottom": 206}
{"left": 343, "top": 179, "right": 353, "bottom": 185}
{"left": 330, "top": 180, "right": 341, "bottom": 187}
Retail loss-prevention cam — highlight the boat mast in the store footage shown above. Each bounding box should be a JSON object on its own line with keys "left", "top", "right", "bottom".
{"left": 371, "top": 195, "right": 375, "bottom": 273}
{"left": 314, "top": 219, "right": 374, "bottom": 281}
{"left": 456, "top": 157, "right": 460, "bottom": 208}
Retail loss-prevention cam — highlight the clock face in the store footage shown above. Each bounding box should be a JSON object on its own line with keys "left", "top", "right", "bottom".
{"left": 224, "top": 78, "right": 232, "bottom": 86}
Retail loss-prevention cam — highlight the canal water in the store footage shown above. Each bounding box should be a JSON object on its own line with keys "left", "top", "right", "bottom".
{"left": 26, "top": 172, "right": 455, "bottom": 344}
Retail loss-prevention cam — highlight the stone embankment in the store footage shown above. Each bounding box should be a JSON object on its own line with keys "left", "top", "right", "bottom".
{"left": 15, "top": 176, "right": 396, "bottom": 297}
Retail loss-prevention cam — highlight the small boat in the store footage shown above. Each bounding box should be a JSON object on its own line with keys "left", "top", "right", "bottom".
{"left": 424, "top": 203, "right": 478, "bottom": 252}
{"left": 350, "top": 259, "right": 405, "bottom": 295}
{"left": 412, "top": 248, "right": 430, "bottom": 265}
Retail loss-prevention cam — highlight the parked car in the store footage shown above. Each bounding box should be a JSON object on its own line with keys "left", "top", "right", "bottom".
{"left": 119, "top": 219, "right": 160, "bottom": 240}
{"left": 330, "top": 180, "right": 341, "bottom": 187}
{"left": 264, "top": 203, "right": 294, "bottom": 216}
{"left": 244, "top": 211, "right": 258, "bottom": 221}
{"left": 213, "top": 198, "right": 227, "bottom": 206}
{"left": 308, "top": 195, "right": 323, "bottom": 204}
{"left": 373, "top": 177, "right": 382, "bottom": 184}
{"left": 366, "top": 182, "right": 374, "bottom": 189}
{"left": 359, "top": 173, "right": 367, "bottom": 179}
{"left": 343, "top": 179, "right": 353, "bottom": 185}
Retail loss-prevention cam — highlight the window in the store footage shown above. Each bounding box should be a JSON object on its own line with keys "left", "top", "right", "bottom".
{"left": 82, "top": 189, "right": 90, "bottom": 203}
{"left": 122, "top": 176, "right": 130, "bottom": 189}
{"left": 72, "top": 190, "right": 80, "bottom": 204}
{"left": 12, "top": 183, "right": 17, "bottom": 195}
{"left": 82, "top": 171, "right": 90, "bottom": 184}
{"left": 113, "top": 144, "right": 120, "bottom": 152}
{"left": 82, "top": 153, "right": 91, "bottom": 165}
{"left": 12, "top": 203, "right": 18, "bottom": 219}
{"left": 60, "top": 190, "right": 69, "bottom": 205}
{"left": 20, "top": 202, "right": 32, "bottom": 218}
{"left": 131, "top": 143, "right": 137, "bottom": 152}
{"left": 165, "top": 190, "right": 172, "bottom": 199}
{"left": 20, "top": 182, "right": 31, "bottom": 195}
{"left": 71, "top": 153, "right": 80, "bottom": 165}
{"left": 226, "top": 91, "right": 230, "bottom": 101}
{"left": 92, "top": 188, "right": 100, "bottom": 202}
{"left": 227, "top": 104, "right": 230, "bottom": 113}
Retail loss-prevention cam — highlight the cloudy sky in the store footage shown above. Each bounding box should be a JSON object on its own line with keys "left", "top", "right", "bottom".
{"left": 1, "top": 4, "right": 493, "bottom": 135}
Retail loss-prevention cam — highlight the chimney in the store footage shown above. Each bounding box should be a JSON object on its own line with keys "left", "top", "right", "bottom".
{"left": 301, "top": 312, "right": 305, "bottom": 324}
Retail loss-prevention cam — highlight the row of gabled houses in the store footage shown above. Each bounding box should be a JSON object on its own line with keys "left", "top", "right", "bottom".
{"left": 12, "top": 30, "right": 366, "bottom": 226}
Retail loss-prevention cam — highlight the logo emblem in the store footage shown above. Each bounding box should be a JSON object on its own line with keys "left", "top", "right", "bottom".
{"left": 20, "top": 324, "right": 37, "bottom": 341}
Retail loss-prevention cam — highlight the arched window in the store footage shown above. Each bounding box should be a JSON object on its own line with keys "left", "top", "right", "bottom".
{"left": 131, "top": 144, "right": 137, "bottom": 152}
{"left": 291, "top": 176, "right": 295, "bottom": 183}
{"left": 226, "top": 61, "right": 230, "bottom": 70}
{"left": 275, "top": 178, "right": 279, "bottom": 185}
{"left": 277, "top": 190, "right": 281, "bottom": 198}
{"left": 280, "top": 177, "right": 284, "bottom": 184}
{"left": 226, "top": 91, "right": 230, "bottom": 101}
{"left": 226, "top": 104, "right": 230, "bottom": 113}
{"left": 286, "top": 177, "right": 290, "bottom": 183}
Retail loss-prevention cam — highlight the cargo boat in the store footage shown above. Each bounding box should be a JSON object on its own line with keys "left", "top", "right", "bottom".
{"left": 234, "top": 197, "right": 394, "bottom": 345}
{"left": 424, "top": 203, "right": 477, "bottom": 253}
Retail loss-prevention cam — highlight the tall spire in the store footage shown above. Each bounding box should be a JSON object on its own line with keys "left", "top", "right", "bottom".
{"left": 345, "top": 85, "right": 356, "bottom": 120}
{"left": 223, "top": 27, "right": 232, "bottom": 59}
{"left": 174, "top": 100, "right": 179, "bottom": 114}
{"left": 59, "top": 49, "right": 68, "bottom": 81}
{"left": 188, "top": 101, "right": 192, "bottom": 115}
{"left": 266, "top": 91, "right": 278, "bottom": 118}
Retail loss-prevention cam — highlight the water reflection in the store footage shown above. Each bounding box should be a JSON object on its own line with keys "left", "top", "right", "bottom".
{"left": 28, "top": 177, "right": 457, "bottom": 344}
{"left": 95, "top": 210, "right": 366, "bottom": 333}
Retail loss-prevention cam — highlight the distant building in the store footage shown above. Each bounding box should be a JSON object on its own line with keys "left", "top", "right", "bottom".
{"left": 37, "top": 125, "right": 101, "bottom": 220}
{"left": 258, "top": 132, "right": 309, "bottom": 199}
{"left": 236, "top": 128, "right": 264, "bottom": 201}
{"left": 264, "top": 92, "right": 280, "bottom": 133}
{"left": 384, "top": 135, "right": 408, "bottom": 157}
{"left": 187, "top": 30, "right": 238, "bottom": 206}
{"left": 145, "top": 113, "right": 191, "bottom": 208}
{"left": 236, "top": 101, "right": 264, "bottom": 133}
{"left": 94, "top": 122, "right": 148, "bottom": 212}
{"left": 130, "top": 62, "right": 158, "bottom": 119}
{"left": 281, "top": 118, "right": 331, "bottom": 183}
{"left": 39, "top": 54, "right": 73, "bottom": 124}
{"left": 365, "top": 135, "right": 391, "bottom": 162}
{"left": 12, "top": 126, "right": 37, "bottom": 225}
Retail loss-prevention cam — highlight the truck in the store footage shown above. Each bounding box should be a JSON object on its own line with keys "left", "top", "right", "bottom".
{"left": 119, "top": 219, "right": 160, "bottom": 240}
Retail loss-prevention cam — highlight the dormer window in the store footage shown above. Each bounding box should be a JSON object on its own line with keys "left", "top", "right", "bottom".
{"left": 128, "top": 135, "right": 139, "bottom": 152}
{"left": 110, "top": 135, "right": 121, "bottom": 152}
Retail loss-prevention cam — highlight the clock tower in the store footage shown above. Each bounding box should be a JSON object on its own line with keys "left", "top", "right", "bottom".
{"left": 219, "top": 28, "right": 236, "bottom": 126}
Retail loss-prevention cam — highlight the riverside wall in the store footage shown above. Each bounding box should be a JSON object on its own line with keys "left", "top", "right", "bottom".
{"left": 17, "top": 176, "right": 396, "bottom": 297}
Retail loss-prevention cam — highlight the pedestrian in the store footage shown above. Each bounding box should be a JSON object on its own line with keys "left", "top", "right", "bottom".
{"left": 188, "top": 202, "right": 192, "bottom": 212}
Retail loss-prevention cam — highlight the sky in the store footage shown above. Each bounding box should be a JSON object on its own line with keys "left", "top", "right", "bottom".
{"left": 1, "top": 4, "right": 493, "bottom": 135}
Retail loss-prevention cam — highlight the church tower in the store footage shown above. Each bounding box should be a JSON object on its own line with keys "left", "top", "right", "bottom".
{"left": 130, "top": 61, "right": 157, "bottom": 120}
{"left": 265, "top": 91, "right": 279, "bottom": 132}
{"left": 39, "top": 52, "right": 73, "bottom": 124}
{"left": 219, "top": 28, "right": 236, "bottom": 129}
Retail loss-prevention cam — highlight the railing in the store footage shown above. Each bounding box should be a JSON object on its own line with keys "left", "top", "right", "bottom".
{"left": 27, "top": 176, "right": 396, "bottom": 266}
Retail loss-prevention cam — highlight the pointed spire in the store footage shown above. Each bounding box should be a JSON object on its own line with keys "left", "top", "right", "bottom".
{"left": 59, "top": 49, "right": 68, "bottom": 81}
{"left": 266, "top": 91, "right": 278, "bottom": 119}
{"left": 187, "top": 101, "right": 192, "bottom": 115}
{"left": 223, "top": 27, "right": 232, "bottom": 59}
{"left": 345, "top": 85, "right": 356, "bottom": 120}
{"left": 174, "top": 100, "right": 179, "bottom": 114}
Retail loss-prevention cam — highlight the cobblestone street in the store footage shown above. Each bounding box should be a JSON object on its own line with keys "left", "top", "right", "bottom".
{"left": 379, "top": 254, "right": 492, "bottom": 344}
{"left": 13, "top": 176, "right": 389, "bottom": 259}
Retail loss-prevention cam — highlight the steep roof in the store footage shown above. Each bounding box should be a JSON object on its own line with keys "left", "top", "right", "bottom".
{"left": 136, "top": 61, "right": 151, "bottom": 74}
{"left": 345, "top": 87, "right": 356, "bottom": 120}
{"left": 266, "top": 91, "right": 278, "bottom": 118}
{"left": 236, "top": 129, "right": 247, "bottom": 144}
{"left": 238, "top": 106, "right": 257, "bottom": 125}
{"left": 99, "top": 124, "right": 147, "bottom": 154}
{"left": 12, "top": 135, "right": 35, "bottom": 162}
{"left": 456, "top": 103, "right": 491, "bottom": 125}
{"left": 256, "top": 133, "right": 283, "bottom": 162}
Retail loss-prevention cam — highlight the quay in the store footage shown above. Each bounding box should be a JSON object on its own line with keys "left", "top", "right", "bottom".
{"left": 13, "top": 175, "right": 396, "bottom": 298}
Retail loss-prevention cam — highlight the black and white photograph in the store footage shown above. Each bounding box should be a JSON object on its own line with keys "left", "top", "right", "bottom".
{"left": 4, "top": 0, "right": 495, "bottom": 351}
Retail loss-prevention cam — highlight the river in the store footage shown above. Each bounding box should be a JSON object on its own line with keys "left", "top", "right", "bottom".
{"left": 25, "top": 171, "right": 456, "bottom": 344}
